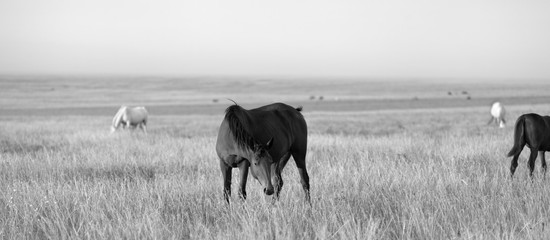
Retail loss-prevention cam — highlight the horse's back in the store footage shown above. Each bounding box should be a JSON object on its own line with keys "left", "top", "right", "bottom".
{"left": 254, "top": 103, "right": 305, "bottom": 123}
{"left": 252, "top": 103, "right": 307, "bottom": 135}
{"left": 523, "top": 113, "right": 546, "bottom": 126}
{"left": 217, "top": 103, "right": 307, "bottom": 160}
{"left": 124, "top": 106, "right": 148, "bottom": 123}
{"left": 521, "top": 113, "right": 550, "bottom": 149}
{"left": 543, "top": 116, "right": 550, "bottom": 127}
{"left": 252, "top": 103, "right": 307, "bottom": 155}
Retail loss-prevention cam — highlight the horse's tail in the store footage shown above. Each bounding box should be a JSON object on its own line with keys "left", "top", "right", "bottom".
{"left": 507, "top": 115, "right": 525, "bottom": 157}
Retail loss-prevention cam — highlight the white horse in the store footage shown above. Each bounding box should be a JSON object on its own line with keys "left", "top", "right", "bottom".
{"left": 488, "top": 102, "right": 506, "bottom": 128}
{"left": 111, "top": 106, "right": 148, "bottom": 133}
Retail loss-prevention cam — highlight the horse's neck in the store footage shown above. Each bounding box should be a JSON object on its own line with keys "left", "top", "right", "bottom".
{"left": 238, "top": 147, "right": 255, "bottom": 160}
{"left": 225, "top": 130, "right": 255, "bottom": 158}
{"left": 112, "top": 107, "right": 127, "bottom": 127}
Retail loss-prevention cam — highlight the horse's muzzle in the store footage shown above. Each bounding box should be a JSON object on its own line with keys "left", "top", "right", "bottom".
{"left": 264, "top": 188, "right": 274, "bottom": 195}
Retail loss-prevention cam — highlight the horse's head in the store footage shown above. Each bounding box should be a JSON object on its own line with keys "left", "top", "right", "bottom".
{"left": 250, "top": 138, "right": 274, "bottom": 195}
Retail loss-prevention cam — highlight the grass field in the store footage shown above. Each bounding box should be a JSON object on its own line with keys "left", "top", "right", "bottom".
{"left": 1, "top": 76, "right": 550, "bottom": 239}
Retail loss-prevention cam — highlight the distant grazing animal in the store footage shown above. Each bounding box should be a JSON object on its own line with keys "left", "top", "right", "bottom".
{"left": 215, "top": 102, "right": 310, "bottom": 203}
{"left": 507, "top": 113, "right": 550, "bottom": 178}
{"left": 488, "top": 102, "right": 506, "bottom": 128}
{"left": 110, "top": 106, "right": 148, "bottom": 134}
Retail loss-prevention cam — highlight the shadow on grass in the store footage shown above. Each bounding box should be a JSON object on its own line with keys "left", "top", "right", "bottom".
{"left": 0, "top": 139, "right": 58, "bottom": 154}
{"left": 63, "top": 165, "right": 156, "bottom": 182}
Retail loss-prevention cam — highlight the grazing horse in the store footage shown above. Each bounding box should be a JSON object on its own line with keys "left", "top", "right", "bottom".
{"left": 215, "top": 102, "right": 310, "bottom": 203}
{"left": 488, "top": 102, "right": 506, "bottom": 128}
{"left": 110, "top": 106, "right": 148, "bottom": 134}
{"left": 507, "top": 113, "right": 550, "bottom": 178}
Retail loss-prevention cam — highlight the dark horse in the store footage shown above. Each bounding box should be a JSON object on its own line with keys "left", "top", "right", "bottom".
{"left": 507, "top": 113, "right": 550, "bottom": 178}
{"left": 215, "top": 102, "right": 310, "bottom": 203}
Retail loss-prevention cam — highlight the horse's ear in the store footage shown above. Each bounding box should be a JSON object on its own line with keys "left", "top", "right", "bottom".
{"left": 265, "top": 137, "right": 274, "bottom": 150}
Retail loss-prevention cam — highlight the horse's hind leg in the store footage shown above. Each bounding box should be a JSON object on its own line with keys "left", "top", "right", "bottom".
{"left": 527, "top": 149, "right": 539, "bottom": 179}
{"left": 487, "top": 117, "right": 495, "bottom": 125}
{"left": 540, "top": 151, "right": 547, "bottom": 178}
{"left": 292, "top": 151, "right": 310, "bottom": 203}
{"left": 510, "top": 152, "right": 521, "bottom": 178}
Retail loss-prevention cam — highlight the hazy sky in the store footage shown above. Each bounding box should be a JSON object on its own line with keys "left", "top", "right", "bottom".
{"left": 1, "top": 0, "right": 549, "bottom": 79}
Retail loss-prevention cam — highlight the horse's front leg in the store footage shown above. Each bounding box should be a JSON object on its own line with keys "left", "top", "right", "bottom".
{"left": 220, "top": 160, "right": 232, "bottom": 203}
{"left": 527, "top": 149, "right": 538, "bottom": 179}
{"left": 510, "top": 151, "right": 521, "bottom": 178}
{"left": 237, "top": 160, "right": 250, "bottom": 200}
{"left": 540, "top": 151, "right": 547, "bottom": 178}
{"left": 487, "top": 117, "right": 495, "bottom": 125}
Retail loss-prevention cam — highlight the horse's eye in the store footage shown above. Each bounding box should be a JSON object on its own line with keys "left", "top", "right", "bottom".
{"left": 254, "top": 162, "right": 259, "bottom": 166}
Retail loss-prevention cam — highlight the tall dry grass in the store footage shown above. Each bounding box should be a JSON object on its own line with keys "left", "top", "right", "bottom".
{"left": 1, "top": 104, "right": 550, "bottom": 239}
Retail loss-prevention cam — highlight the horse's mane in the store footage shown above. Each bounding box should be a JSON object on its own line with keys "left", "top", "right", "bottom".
{"left": 224, "top": 104, "right": 256, "bottom": 150}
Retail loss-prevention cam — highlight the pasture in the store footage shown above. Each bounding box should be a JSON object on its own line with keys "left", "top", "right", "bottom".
{"left": 1, "top": 76, "right": 550, "bottom": 239}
